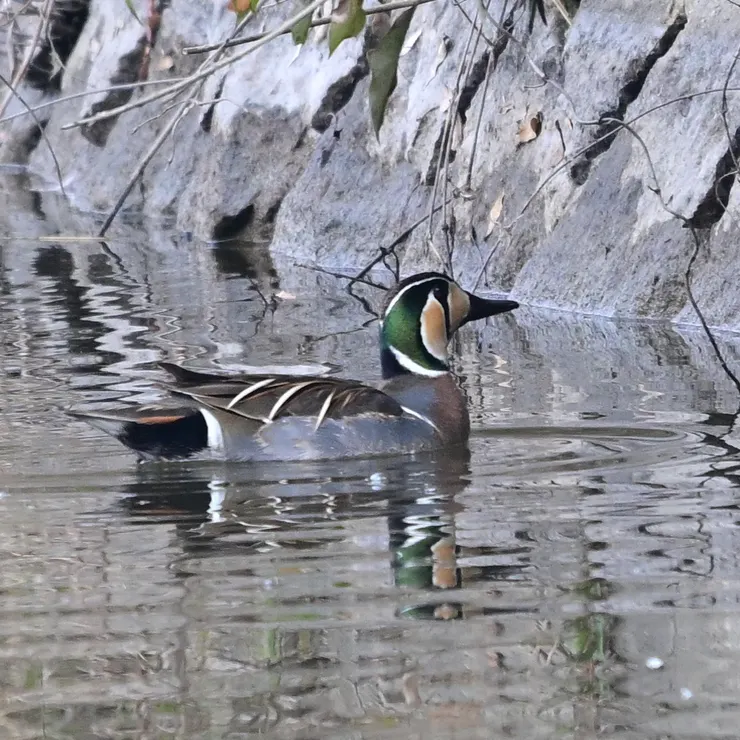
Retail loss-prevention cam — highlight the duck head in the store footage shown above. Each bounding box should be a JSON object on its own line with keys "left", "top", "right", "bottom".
{"left": 380, "top": 272, "right": 519, "bottom": 379}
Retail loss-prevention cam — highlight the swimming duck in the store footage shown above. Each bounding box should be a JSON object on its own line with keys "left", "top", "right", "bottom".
{"left": 70, "top": 272, "right": 518, "bottom": 461}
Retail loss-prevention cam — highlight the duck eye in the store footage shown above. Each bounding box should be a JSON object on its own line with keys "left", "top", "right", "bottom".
{"left": 432, "top": 284, "right": 446, "bottom": 301}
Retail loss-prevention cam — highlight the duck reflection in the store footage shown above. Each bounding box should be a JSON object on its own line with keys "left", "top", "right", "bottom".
{"left": 117, "top": 450, "right": 471, "bottom": 618}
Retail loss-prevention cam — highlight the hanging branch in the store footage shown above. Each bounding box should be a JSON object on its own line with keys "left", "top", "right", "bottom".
{"left": 181, "top": 0, "right": 437, "bottom": 56}
{"left": 591, "top": 115, "right": 740, "bottom": 397}
{"left": 349, "top": 197, "right": 454, "bottom": 286}
{"left": 0, "top": 0, "right": 54, "bottom": 119}
{"left": 425, "top": 6, "right": 481, "bottom": 277}
{"left": 684, "top": 226, "right": 740, "bottom": 393}
{"left": 0, "top": 68, "right": 66, "bottom": 195}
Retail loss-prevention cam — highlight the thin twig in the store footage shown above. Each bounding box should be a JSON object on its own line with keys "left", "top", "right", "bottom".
{"left": 456, "top": 0, "right": 508, "bottom": 288}
{"left": 297, "top": 263, "right": 387, "bottom": 289}
{"left": 4, "top": 10, "right": 17, "bottom": 79}
{"left": 720, "top": 41, "right": 740, "bottom": 176}
{"left": 598, "top": 116, "right": 740, "bottom": 396}
{"left": 463, "top": 4, "right": 498, "bottom": 190}
{"left": 98, "top": 0, "right": 328, "bottom": 235}
{"left": 0, "top": 77, "right": 189, "bottom": 126}
{"left": 99, "top": 8, "right": 259, "bottom": 235}
{"left": 475, "top": 0, "right": 582, "bottom": 119}
{"left": 472, "top": 235, "right": 500, "bottom": 290}
{"left": 63, "top": 0, "right": 327, "bottom": 132}
{"left": 507, "top": 87, "right": 740, "bottom": 229}
{"left": 441, "top": 2, "right": 493, "bottom": 276}
{"left": 503, "top": 125, "right": 623, "bottom": 230}
{"left": 684, "top": 227, "right": 740, "bottom": 393}
{"left": 351, "top": 197, "right": 453, "bottom": 286}
{"left": 0, "top": 0, "right": 37, "bottom": 31}
{"left": 130, "top": 97, "right": 184, "bottom": 135}
{"left": 98, "top": 97, "right": 187, "bottom": 236}
{"left": 0, "top": 68, "right": 65, "bottom": 195}
{"left": 426, "top": 9, "right": 479, "bottom": 276}
{"left": 0, "top": 0, "right": 53, "bottom": 119}
{"left": 454, "top": 0, "right": 495, "bottom": 45}
{"left": 182, "top": 0, "right": 438, "bottom": 56}
{"left": 549, "top": 0, "right": 573, "bottom": 26}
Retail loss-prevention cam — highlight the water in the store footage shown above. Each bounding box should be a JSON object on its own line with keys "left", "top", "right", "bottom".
{"left": 3, "top": 173, "right": 740, "bottom": 738}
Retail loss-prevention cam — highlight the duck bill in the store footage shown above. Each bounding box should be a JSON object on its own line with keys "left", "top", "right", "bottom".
{"left": 462, "top": 292, "right": 519, "bottom": 325}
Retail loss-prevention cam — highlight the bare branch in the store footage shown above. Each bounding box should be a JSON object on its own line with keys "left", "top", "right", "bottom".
{"left": 0, "top": 0, "right": 53, "bottom": 119}
{"left": 582, "top": 116, "right": 740, "bottom": 397}
{"left": 182, "top": 0, "right": 439, "bottom": 56}
{"left": 98, "top": 0, "right": 329, "bottom": 235}
{"left": 0, "top": 77, "right": 190, "bottom": 126}
{"left": 684, "top": 226, "right": 740, "bottom": 395}
{"left": 351, "top": 197, "right": 453, "bottom": 286}
{"left": 0, "top": 68, "right": 66, "bottom": 195}
{"left": 720, "top": 41, "right": 740, "bottom": 177}
{"left": 426, "top": 3, "right": 483, "bottom": 277}
{"left": 63, "top": 0, "right": 328, "bottom": 133}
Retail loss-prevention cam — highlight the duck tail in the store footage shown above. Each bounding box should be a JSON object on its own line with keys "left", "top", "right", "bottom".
{"left": 68, "top": 407, "right": 208, "bottom": 460}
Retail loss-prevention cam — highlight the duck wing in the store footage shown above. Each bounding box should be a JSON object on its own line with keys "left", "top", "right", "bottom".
{"left": 160, "top": 362, "right": 404, "bottom": 426}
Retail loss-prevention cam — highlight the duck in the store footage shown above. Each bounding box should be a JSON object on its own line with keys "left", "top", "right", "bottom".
{"left": 69, "top": 272, "right": 518, "bottom": 462}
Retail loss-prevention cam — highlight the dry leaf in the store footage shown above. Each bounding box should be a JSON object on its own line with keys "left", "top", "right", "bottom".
{"left": 275, "top": 290, "right": 296, "bottom": 300}
{"left": 227, "top": 0, "right": 255, "bottom": 15}
{"left": 485, "top": 192, "right": 505, "bottom": 237}
{"left": 517, "top": 111, "right": 542, "bottom": 146}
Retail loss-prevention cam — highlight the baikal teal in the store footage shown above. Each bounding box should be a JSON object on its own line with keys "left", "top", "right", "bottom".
{"left": 70, "top": 272, "right": 518, "bottom": 462}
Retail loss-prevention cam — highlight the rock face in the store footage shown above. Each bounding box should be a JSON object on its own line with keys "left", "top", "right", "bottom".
{"left": 2, "top": 0, "right": 740, "bottom": 328}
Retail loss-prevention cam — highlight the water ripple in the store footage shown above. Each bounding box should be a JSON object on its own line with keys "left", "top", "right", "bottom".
{"left": 3, "top": 200, "right": 740, "bottom": 737}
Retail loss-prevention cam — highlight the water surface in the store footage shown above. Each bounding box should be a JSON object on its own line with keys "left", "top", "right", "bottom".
{"left": 2, "top": 173, "right": 740, "bottom": 739}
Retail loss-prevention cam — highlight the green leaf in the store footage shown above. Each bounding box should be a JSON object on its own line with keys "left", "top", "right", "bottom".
{"left": 367, "top": 7, "right": 415, "bottom": 137}
{"left": 328, "top": 0, "right": 366, "bottom": 56}
{"left": 124, "top": 0, "right": 142, "bottom": 25}
{"left": 291, "top": 12, "right": 313, "bottom": 45}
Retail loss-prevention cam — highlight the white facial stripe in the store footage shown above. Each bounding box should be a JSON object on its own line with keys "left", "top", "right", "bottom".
{"left": 420, "top": 294, "right": 448, "bottom": 361}
{"left": 389, "top": 346, "right": 447, "bottom": 377}
{"left": 385, "top": 277, "right": 443, "bottom": 318}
